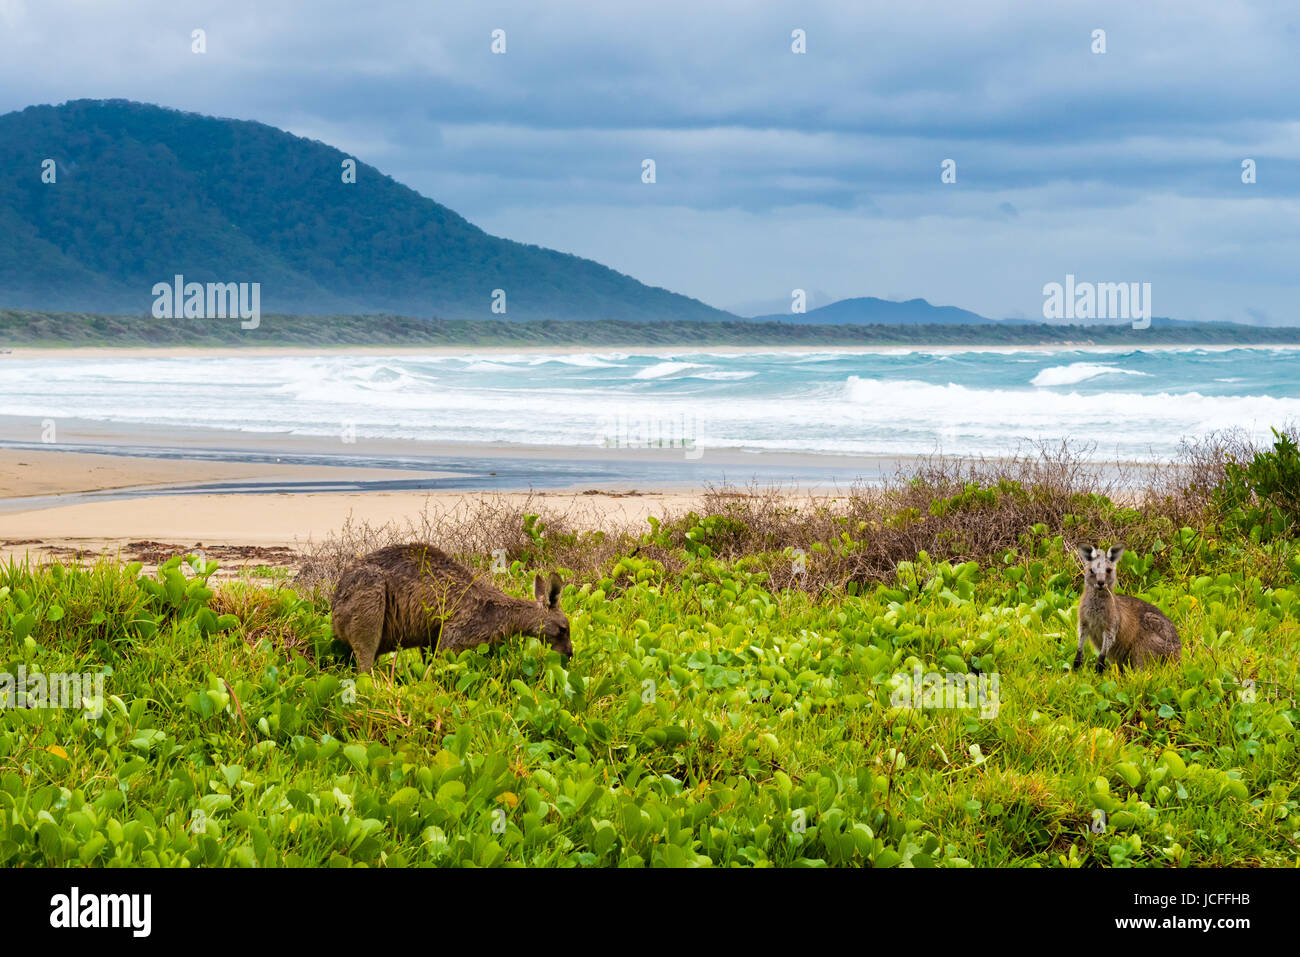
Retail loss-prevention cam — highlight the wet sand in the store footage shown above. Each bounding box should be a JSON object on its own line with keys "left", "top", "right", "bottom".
{"left": 0, "top": 410, "right": 1143, "bottom": 573}
{"left": 0, "top": 424, "right": 870, "bottom": 572}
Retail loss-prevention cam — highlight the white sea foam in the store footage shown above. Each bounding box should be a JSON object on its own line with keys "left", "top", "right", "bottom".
{"left": 1, "top": 349, "right": 1294, "bottom": 460}
{"left": 632, "top": 361, "right": 708, "bottom": 379}
{"left": 692, "top": 370, "right": 758, "bottom": 380}
{"left": 1030, "top": 362, "right": 1149, "bottom": 387}
{"left": 842, "top": 376, "right": 1300, "bottom": 450}
{"left": 526, "top": 353, "right": 627, "bottom": 367}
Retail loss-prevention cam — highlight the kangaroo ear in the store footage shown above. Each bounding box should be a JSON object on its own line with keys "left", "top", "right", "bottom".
{"left": 547, "top": 571, "right": 563, "bottom": 609}
{"left": 1108, "top": 545, "right": 1125, "bottom": 563}
{"left": 1076, "top": 544, "right": 1096, "bottom": 564}
{"left": 533, "top": 573, "right": 547, "bottom": 604}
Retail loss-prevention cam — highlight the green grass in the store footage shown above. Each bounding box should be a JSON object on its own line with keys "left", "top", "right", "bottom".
{"left": 1, "top": 512, "right": 1297, "bottom": 868}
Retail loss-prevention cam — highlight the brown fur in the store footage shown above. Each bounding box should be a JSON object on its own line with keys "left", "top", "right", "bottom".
{"left": 330, "top": 543, "right": 571, "bottom": 672}
{"left": 1073, "top": 544, "right": 1180, "bottom": 671}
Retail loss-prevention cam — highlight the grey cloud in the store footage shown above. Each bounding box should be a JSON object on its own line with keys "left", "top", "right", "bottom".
{"left": 1, "top": 0, "right": 1297, "bottom": 322}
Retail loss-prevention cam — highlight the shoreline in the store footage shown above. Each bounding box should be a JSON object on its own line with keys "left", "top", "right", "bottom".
{"left": 0, "top": 432, "right": 902, "bottom": 566}
{"left": 6, "top": 342, "right": 1300, "bottom": 359}
{"left": 0, "top": 487, "right": 740, "bottom": 572}
{"left": 0, "top": 416, "right": 1155, "bottom": 509}
{"left": 0, "top": 414, "right": 924, "bottom": 474}
{"left": 0, "top": 427, "right": 1157, "bottom": 571}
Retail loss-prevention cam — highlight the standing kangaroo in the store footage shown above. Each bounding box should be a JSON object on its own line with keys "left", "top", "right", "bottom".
{"left": 1073, "top": 544, "right": 1180, "bottom": 672}
{"left": 331, "top": 543, "right": 572, "bottom": 673}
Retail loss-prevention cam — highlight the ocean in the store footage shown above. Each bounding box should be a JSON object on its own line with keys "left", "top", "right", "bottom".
{"left": 3, "top": 346, "right": 1299, "bottom": 462}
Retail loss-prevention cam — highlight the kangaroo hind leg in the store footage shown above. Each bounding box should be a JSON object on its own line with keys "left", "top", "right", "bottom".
{"left": 339, "top": 581, "right": 386, "bottom": 673}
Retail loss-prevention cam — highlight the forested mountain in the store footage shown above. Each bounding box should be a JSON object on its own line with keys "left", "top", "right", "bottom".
{"left": 0, "top": 99, "right": 733, "bottom": 321}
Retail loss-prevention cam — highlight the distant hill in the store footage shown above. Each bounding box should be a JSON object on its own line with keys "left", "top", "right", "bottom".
{"left": 753, "top": 296, "right": 1006, "bottom": 325}
{"left": 754, "top": 296, "right": 1234, "bottom": 329}
{"left": 0, "top": 99, "right": 733, "bottom": 322}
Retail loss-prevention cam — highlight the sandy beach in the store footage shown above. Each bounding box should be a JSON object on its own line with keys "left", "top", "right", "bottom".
{"left": 0, "top": 481, "right": 717, "bottom": 573}
{"left": 0, "top": 342, "right": 1201, "bottom": 571}
{"left": 0, "top": 435, "right": 856, "bottom": 573}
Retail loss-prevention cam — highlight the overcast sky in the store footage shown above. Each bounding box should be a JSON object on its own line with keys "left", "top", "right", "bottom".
{"left": 2, "top": 0, "right": 1298, "bottom": 322}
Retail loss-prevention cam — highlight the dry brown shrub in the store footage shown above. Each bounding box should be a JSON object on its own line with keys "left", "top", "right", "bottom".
{"left": 296, "top": 438, "right": 1252, "bottom": 597}
{"left": 294, "top": 491, "right": 643, "bottom": 598}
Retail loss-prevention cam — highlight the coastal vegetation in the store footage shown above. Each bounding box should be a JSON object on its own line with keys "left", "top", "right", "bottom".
{"left": 4, "top": 308, "right": 1300, "bottom": 349}
{"left": 1, "top": 434, "right": 1297, "bottom": 866}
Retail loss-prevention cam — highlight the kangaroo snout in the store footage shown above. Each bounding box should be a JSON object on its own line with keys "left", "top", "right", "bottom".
{"left": 534, "top": 570, "right": 572, "bottom": 659}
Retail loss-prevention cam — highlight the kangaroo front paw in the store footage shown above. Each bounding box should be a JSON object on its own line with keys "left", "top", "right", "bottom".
{"left": 1095, "top": 656, "right": 1107, "bottom": 674}
{"left": 1071, "top": 652, "right": 1083, "bottom": 670}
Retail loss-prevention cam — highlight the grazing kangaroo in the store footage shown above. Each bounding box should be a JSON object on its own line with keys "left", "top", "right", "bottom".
{"left": 331, "top": 543, "right": 572, "bottom": 673}
{"left": 1073, "top": 544, "right": 1180, "bottom": 672}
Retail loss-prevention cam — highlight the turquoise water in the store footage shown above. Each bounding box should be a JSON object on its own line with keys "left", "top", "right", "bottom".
{"left": 2, "top": 346, "right": 1298, "bottom": 460}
